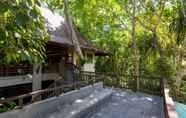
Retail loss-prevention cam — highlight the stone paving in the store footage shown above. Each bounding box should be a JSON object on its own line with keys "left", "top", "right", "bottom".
{"left": 0, "top": 85, "right": 164, "bottom": 118}
{"left": 88, "top": 88, "right": 164, "bottom": 118}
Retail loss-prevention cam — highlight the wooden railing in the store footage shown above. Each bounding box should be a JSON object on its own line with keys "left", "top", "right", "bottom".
{"left": 0, "top": 72, "right": 103, "bottom": 109}
{"left": 0, "top": 71, "right": 163, "bottom": 112}
{"left": 102, "top": 73, "right": 162, "bottom": 95}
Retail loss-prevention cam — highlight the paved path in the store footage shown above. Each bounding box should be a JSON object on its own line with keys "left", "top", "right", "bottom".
{"left": 88, "top": 89, "right": 164, "bottom": 118}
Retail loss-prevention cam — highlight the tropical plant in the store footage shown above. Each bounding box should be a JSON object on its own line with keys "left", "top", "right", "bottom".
{"left": 0, "top": 100, "right": 16, "bottom": 113}
{"left": 1, "top": 0, "right": 186, "bottom": 101}
{"left": 0, "top": 0, "right": 48, "bottom": 64}
{"left": 169, "top": 0, "right": 186, "bottom": 93}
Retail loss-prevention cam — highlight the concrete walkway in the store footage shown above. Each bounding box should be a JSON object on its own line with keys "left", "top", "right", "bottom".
{"left": 0, "top": 85, "right": 164, "bottom": 118}
{"left": 89, "top": 88, "right": 164, "bottom": 118}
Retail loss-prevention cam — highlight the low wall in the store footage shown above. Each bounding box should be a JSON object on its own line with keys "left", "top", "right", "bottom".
{"left": 163, "top": 88, "right": 179, "bottom": 118}
{"left": 0, "top": 82, "right": 103, "bottom": 118}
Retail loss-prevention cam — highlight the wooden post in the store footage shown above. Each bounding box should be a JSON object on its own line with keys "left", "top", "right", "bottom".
{"left": 32, "top": 64, "right": 42, "bottom": 101}
{"left": 18, "top": 98, "right": 23, "bottom": 107}
{"left": 54, "top": 82, "right": 57, "bottom": 96}
{"left": 103, "top": 75, "right": 105, "bottom": 88}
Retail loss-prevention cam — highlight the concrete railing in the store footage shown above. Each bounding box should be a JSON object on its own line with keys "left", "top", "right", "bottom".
{"left": 163, "top": 88, "right": 179, "bottom": 118}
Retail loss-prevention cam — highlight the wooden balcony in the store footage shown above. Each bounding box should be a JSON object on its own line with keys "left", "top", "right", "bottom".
{"left": 0, "top": 73, "right": 59, "bottom": 88}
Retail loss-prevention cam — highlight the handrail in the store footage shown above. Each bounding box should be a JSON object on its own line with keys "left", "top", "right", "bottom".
{"left": 0, "top": 71, "right": 162, "bottom": 111}
{"left": 162, "top": 79, "right": 179, "bottom": 118}
{"left": 0, "top": 75, "right": 101, "bottom": 107}
{"left": 0, "top": 84, "right": 73, "bottom": 104}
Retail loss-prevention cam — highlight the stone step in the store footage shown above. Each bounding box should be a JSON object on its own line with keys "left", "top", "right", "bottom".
{"left": 47, "top": 89, "right": 112, "bottom": 118}
{"left": 0, "top": 82, "right": 112, "bottom": 118}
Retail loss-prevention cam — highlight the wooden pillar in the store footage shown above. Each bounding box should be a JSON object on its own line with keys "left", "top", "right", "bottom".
{"left": 59, "top": 57, "right": 63, "bottom": 74}
{"left": 92, "top": 53, "right": 96, "bottom": 72}
{"left": 73, "top": 50, "right": 78, "bottom": 66}
{"left": 32, "top": 64, "right": 42, "bottom": 91}
{"left": 32, "top": 64, "right": 42, "bottom": 101}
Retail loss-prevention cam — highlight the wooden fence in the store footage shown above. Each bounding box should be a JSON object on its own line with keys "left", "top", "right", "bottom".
{"left": 0, "top": 71, "right": 162, "bottom": 112}
{"left": 0, "top": 72, "right": 102, "bottom": 109}
{"left": 102, "top": 73, "right": 162, "bottom": 95}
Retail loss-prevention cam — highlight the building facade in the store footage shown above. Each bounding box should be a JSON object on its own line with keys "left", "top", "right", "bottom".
{"left": 0, "top": 6, "right": 108, "bottom": 98}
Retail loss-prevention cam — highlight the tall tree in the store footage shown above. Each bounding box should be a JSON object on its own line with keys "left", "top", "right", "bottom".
{"left": 170, "top": 0, "right": 186, "bottom": 93}
{"left": 0, "top": 0, "right": 48, "bottom": 64}
{"left": 45, "top": 0, "right": 186, "bottom": 95}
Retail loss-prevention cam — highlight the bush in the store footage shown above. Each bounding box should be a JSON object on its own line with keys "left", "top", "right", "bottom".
{"left": 0, "top": 100, "right": 17, "bottom": 113}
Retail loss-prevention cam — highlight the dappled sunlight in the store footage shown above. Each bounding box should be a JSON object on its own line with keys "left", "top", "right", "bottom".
{"left": 0, "top": 0, "right": 185, "bottom": 118}
{"left": 112, "top": 103, "right": 119, "bottom": 106}
{"left": 150, "top": 116, "right": 158, "bottom": 118}
{"left": 131, "top": 97, "right": 139, "bottom": 101}
{"left": 96, "top": 112, "right": 103, "bottom": 116}
{"left": 74, "top": 99, "right": 83, "bottom": 103}
{"left": 122, "top": 99, "right": 127, "bottom": 102}
{"left": 90, "top": 98, "right": 99, "bottom": 104}
{"left": 139, "top": 97, "right": 154, "bottom": 102}
{"left": 145, "top": 97, "right": 153, "bottom": 102}
{"left": 115, "top": 91, "right": 130, "bottom": 98}
{"left": 90, "top": 89, "right": 164, "bottom": 118}
{"left": 70, "top": 110, "right": 77, "bottom": 115}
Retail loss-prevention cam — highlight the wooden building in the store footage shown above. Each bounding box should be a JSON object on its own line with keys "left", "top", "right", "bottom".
{"left": 0, "top": 6, "right": 108, "bottom": 98}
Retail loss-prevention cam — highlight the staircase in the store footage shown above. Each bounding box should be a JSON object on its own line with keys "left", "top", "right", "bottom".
{"left": 47, "top": 88, "right": 112, "bottom": 118}
{"left": 0, "top": 82, "right": 113, "bottom": 118}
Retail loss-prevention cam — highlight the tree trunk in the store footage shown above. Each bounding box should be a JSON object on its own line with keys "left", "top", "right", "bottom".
{"left": 131, "top": 0, "right": 140, "bottom": 91}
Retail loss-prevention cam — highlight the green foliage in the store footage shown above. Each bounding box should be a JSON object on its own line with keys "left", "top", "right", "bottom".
{"left": 46, "top": 0, "right": 179, "bottom": 78}
{"left": 169, "top": 0, "right": 186, "bottom": 45}
{"left": 153, "top": 57, "right": 175, "bottom": 80}
{"left": 0, "top": 0, "right": 48, "bottom": 64}
{"left": 0, "top": 101, "right": 17, "bottom": 113}
{"left": 0, "top": 0, "right": 185, "bottom": 100}
{"left": 181, "top": 75, "right": 186, "bottom": 92}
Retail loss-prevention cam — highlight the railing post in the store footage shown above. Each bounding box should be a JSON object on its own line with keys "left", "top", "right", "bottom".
{"left": 54, "top": 82, "right": 58, "bottom": 96}
{"left": 91, "top": 74, "right": 94, "bottom": 86}
{"left": 73, "top": 71, "right": 76, "bottom": 90}
{"left": 116, "top": 75, "right": 120, "bottom": 88}
{"left": 94, "top": 73, "right": 96, "bottom": 84}
{"left": 76, "top": 72, "right": 80, "bottom": 90}
{"left": 18, "top": 98, "right": 23, "bottom": 107}
{"left": 160, "top": 78, "right": 164, "bottom": 96}
{"left": 32, "top": 64, "right": 42, "bottom": 101}
{"left": 102, "top": 74, "right": 105, "bottom": 88}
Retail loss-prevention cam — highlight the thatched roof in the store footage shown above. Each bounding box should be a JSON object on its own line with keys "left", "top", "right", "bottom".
{"left": 40, "top": 6, "right": 108, "bottom": 56}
